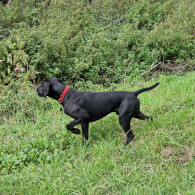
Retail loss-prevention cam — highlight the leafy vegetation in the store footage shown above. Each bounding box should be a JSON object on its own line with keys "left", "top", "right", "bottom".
{"left": 0, "top": 0, "right": 194, "bottom": 85}
{"left": 0, "top": 72, "right": 195, "bottom": 193}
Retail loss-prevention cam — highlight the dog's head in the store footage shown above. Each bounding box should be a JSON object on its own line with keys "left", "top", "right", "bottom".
{"left": 37, "top": 80, "right": 49, "bottom": 97}
{"left": 37, "top": 78, "right": 63, "bottom": 97}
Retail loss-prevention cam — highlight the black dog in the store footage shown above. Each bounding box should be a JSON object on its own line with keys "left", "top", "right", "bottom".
{"left": 37, "top": 78, "right": 159, "bottom": 145}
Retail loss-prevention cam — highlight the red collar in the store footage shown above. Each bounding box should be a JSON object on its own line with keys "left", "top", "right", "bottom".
{"left": 58, "top": 86, "right": 70, "bottom": 104}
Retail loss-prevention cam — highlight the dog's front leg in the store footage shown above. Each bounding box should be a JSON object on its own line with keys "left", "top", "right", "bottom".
{"left": 66, "top": 119, "right": 82, "bottom": 134}
{"left": 81, "top": 122, "right": 89, "bottom": 144}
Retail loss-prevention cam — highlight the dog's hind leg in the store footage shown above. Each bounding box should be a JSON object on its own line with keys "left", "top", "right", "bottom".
{"left": 134, "top": 110, "right": 153, "bottom": 121}
{"left": 119, "top": 114, "right": 134, "bottom": 146}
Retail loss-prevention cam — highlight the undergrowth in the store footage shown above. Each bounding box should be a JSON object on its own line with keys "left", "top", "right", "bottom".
{"left": 0, "top": 0, "right": 194, "bottom": 85}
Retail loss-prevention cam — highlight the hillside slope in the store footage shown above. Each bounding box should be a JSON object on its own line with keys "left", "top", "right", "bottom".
{"left": 0, "top": 72, "right": 194, "bottom": 194}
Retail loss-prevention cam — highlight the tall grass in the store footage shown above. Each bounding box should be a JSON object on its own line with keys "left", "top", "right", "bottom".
{"left": 0, "top": 72, "right": 194, "bottom": 194}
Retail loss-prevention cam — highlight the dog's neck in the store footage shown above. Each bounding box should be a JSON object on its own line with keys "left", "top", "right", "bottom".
{"left": 49, "top": 83, "right": 68, "bottom": 101}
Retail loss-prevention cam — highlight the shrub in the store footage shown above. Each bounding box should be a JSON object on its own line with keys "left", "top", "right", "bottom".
{"left": 0, "top": 0, "right": 194, "bottom": 85}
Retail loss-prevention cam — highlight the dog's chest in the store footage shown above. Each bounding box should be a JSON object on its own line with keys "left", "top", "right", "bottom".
{"left": 63, "top": 103, "right": 81, "bottom": 118}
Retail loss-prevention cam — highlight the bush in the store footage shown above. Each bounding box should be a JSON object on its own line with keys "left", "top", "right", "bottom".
{"left": 0, "top": 0, "right": 194, "bottom": 85}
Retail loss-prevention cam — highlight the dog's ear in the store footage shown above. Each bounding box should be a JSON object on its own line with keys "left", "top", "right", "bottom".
{"left": 57, "top": 79, "right": 63, "bottom": 84}
{"left": 42, "top": 82, "right": 49, "bottom": 97}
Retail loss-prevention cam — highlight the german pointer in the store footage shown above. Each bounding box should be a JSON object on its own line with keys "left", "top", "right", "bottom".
{"left": 37, "top": 78, "right": 159, "bottom": 145}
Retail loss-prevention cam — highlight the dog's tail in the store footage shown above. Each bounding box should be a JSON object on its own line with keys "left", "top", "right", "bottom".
{"left": 133, "top": 83, "right": 159, "bottom": 96}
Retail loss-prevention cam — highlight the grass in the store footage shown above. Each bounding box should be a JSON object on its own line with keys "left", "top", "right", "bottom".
{"left": 0, "top": 73, "right": 194, "bottom": 194}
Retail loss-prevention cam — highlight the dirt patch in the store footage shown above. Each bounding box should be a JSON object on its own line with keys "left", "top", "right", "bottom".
{"left": 158, "top": 62, "right": 194, "bottom": 72}
{"left": 147, "top": 61, "right": 195, "bottom": 78}
{"left": 162, "top": 146, "right": 194, "bottom": 164}
{"left": 163, "top": 146, "right": 175, "bottom": 156}
{"left": 163, "top": 63, "right": 185, "bottom": 72}
{"left": 176, "top": 150, "right": 194, "bottom": 164}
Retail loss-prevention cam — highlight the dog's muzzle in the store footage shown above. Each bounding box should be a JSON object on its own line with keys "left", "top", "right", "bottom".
{"left": 37, "top": 86, "right": 44, "bottom": 97}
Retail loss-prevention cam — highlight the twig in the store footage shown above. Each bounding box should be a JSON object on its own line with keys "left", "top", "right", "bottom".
{"left": 140, "top": 62, "right": 162, "bottom": 77}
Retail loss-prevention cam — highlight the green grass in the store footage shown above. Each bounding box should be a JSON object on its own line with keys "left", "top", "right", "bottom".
{"left": 0, "top": 73, "right": 195, "bottom": 194}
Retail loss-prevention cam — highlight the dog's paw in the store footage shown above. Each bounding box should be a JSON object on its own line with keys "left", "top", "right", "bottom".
{"left": 71, "top": 128, "right": 81, "bottom": 134}
{"left": 124, "top": 135, "right": 134, "bottom": 146}
{"left": 146, "top": 115, "right": 153, "bottom": 121}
